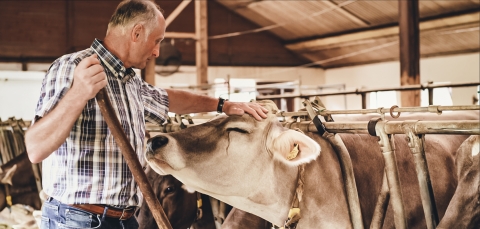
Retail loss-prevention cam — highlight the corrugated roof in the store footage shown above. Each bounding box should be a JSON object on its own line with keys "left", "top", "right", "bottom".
{"left": 217, "top": 0, "right": 480, "bottom": 68}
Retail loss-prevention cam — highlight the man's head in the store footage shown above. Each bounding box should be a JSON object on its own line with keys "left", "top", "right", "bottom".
{"left": 105, "top": 0, "right": 166, "bottom": 69}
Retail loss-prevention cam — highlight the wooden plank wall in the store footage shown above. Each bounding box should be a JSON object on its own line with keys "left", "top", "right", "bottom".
{"left": 0, "top": 0, "right": 309, "bottom": 67}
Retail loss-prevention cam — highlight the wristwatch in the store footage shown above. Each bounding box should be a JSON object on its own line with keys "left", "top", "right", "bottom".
{"left": 217, "top": 98, "right": 228, "bottom": 113}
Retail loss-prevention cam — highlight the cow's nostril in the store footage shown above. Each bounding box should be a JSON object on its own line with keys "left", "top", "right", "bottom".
{"left": 151, "top": 135, "right": 169, "bottom": 151}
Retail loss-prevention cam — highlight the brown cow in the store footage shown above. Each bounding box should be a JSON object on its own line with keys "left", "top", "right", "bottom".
{"left": 0, "top": 152, "right": 41, "bottom": 211}
{"left": 145, "top": 100, "right": 478, "bottom": 228}
{"left": 136, "top": 165, "right": 216, "bottom": 229}
{"left": 437, "top": 135, "right": 480, "bottom": 228}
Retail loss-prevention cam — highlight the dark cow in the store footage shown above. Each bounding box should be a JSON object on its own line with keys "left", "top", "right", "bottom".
{"left": 145, "top": 100, "right": 478, "bottom": 228}
{"left": 0, "top": 152, "right": 41, "bottom": 211}
{"left": 437, "top": 135, "right": 480, "bottom": 228}
{"left": 136, "top": 165, "right": 216, "bottom": 229}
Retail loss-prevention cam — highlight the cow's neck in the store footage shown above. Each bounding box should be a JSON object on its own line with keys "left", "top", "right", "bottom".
{"left": 207, "top": 161, "right": 299, "bottom": 226}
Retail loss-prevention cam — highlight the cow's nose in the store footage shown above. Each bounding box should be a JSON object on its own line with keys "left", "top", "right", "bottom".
{"left": 151, "top": 135, "right": 169, "bottom": 151}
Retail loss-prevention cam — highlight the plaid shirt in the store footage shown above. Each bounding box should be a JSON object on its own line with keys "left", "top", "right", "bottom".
{"left": 34, "top": 39, "right": 169, "bottom": 207}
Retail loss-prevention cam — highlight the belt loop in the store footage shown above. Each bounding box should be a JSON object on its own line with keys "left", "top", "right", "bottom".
{"left": 101, "top": 206, "right": 108, "bottom": 221}
{"left": 119, "top": 208, "right": 127, "bottom": 220}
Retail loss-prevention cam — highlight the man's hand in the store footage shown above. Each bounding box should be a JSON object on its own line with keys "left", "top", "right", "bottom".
{"left": 222, "top": 101, "right": 269, "bottom": 121}
{"left": 72, "top": 54, "right": 107, "bottom": 101}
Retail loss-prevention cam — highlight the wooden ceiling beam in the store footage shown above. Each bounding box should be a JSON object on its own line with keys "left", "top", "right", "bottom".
{"left": 323, "top": 0, "right": 369, "bottom": 27}
{"left": 164, "top": 32, "right": 196, "bottom": 39}
{"left": 286, "top": 11, "right": 480, "bottom": 51}
{"left": 165, "top": 0, "right": 192, "bottom": 27}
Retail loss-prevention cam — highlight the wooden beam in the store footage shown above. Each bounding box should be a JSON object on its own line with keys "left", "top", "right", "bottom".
{"left": 165, "top": 0, "right": 192, "bottom": 27}
{"left": 142, "top": 59, "right": 156, "bottom": 85}
{"left": 399, "top": 0, "right": 420, "bottom": 107}
{"left": 66, "top": 0, "right": 74, "bottom": 53}
{"left": 286, "top": 12, "right": 480, "bottom": 51}
{"left": 195, "top": 0, "right": 208, "bottom": 86}
{"left": 324, "top": 0, "right": 369, "bottom": 27}
{"left": 164, "top": 32, "right": 196, "bottom": 39}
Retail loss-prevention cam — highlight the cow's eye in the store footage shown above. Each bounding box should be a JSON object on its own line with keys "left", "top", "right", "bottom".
{"left": 165, "top": 186, "right": 175, "bottom": 194}
{"left": 226, "top": 127, "right": 249, "bottom": 134}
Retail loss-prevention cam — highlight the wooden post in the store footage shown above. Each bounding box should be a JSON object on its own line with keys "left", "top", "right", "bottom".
{"left": 96, "top": 89, "right": 172, "bottom": 229}
{"left": 65, "top": 0, "right": 74, "bottom": 53}
{"left": 195, "top": 0, "right": 208, "bottom": 86}
{"left": 142, "top": 59, "right": 156, "bottom": 85}
{"left": 399, "top": 0, "right": 420, "bottom": 107}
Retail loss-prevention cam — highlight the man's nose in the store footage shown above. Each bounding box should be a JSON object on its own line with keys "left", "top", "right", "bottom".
{"left": 152, "top": 47, "right": 160, "bottom": 58}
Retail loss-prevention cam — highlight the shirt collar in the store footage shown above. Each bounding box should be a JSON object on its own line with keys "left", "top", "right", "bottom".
{"left": 90, "top": 38, "right": 135, "bottom": 83}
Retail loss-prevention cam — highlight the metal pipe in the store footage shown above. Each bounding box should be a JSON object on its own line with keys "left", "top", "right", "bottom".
{"left": 148, "top": 120, "right": 480, "bottom": 135}
{"left": 403, "top": 121, "right": 438, "bottom": 228}
{"left": 370, "top": 173, "right": 390, "bottom": 229}
{"left": 275, "top": 105, "right": 479, "bottom": 117}
{"left": 256, "top": 81, "right": 480, "bottom": 100}
{"left": 376, "top": 121, "right": 407, "bottom": 229}
{"left": 428, "top": 88, "right": 434, "bottom": 106}
{"left": 96, "top": 89, "right": 173, "bottom": 229}
{"left": 361, "top": 93, "right": 367, "bottom": 109}
{"left": 323, "top": 132, "right": 364, "bottom": 229}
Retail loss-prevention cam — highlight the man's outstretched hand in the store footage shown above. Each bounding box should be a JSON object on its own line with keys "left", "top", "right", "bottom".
{"left": 222, "top": 101, "right": 269, "bottom": 121}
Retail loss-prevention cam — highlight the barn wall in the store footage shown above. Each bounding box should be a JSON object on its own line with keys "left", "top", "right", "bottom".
{"left": 0, "top": 71, "right": 44, "bottom": 120}
{"left": 323, "top": 52, "right": 480, "bottom": 110}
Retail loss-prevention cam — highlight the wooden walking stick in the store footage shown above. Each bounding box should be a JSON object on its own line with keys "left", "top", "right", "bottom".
{"left": 96, "top": 88, "right": 173, "bottom": 229}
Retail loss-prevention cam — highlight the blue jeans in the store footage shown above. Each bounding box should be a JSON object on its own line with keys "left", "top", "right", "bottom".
{"left": 40, "top": 197, "right": 139, "bottom": 229}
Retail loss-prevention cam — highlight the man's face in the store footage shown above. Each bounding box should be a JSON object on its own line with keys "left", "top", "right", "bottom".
{"left": 132, "top": 13, "right": 165, "bottom": 69}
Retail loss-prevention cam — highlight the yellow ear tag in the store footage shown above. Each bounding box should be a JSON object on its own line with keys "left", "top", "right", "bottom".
{"left": 287, "top": 143, "right": 300, "bottom": 160}
{"left": 287, "top": 207, "right": 301, "bottom": 222}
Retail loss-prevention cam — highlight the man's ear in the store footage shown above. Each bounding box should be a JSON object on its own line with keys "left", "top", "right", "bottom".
{"left": 270, "top": 130, "right": 320, "bottom": 166}
{"left": 131, "top": 24, "right": 143, "bottom": 42}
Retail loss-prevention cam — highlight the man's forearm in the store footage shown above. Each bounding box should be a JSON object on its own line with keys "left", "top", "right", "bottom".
{"left": 165, "top": 89, "right": 218, "bottom": 114}
{"left": 25, "top": 89, "right": 88, "bottom": 163}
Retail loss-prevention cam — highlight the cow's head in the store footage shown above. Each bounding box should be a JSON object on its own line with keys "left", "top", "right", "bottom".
{"left": 137, "top": 166, "right": 199, "bottom": 229}
{"left": 145, "top": 100, "right": 320, "bottom": 198}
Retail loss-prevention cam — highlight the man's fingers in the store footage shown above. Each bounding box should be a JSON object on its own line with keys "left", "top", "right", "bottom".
{"left": 85, "top": 64, "right": 105, "bottom": 78}
{"left": 250, "top": 104, "right": 269, "bottom": 118}
{"left": 91, "top": 71, "right": 107, "bottom": 85}
{"left": 77, "top": 54, "right": 100, "bottom": 70}
{"left": 238, "top": 103, "right": 267, "bottom": 121}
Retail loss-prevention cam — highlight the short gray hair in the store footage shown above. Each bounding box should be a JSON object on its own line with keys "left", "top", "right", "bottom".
{"left": 107, "top": 0, "right": 163, "bottom": 37}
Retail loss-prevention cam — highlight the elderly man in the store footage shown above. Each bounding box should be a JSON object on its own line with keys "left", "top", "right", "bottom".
{"left": 25, "top": 1, "right": 267, "bottom": 228}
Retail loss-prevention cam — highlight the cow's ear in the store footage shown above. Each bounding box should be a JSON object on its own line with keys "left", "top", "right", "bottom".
{"left": 0, "top": 164, "right": 17, "bottom": 185}
{"left": 270, "top": 130, "right": 320, "bottom": 166}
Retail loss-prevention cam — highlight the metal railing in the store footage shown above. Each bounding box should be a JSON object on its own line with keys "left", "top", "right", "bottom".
{"left": 256, "top": 81, "right": 480, "bottom": 109}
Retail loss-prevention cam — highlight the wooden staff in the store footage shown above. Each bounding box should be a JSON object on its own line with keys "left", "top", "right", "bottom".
{"left": 96, "top": 88, "right": 172, "bottom": 229}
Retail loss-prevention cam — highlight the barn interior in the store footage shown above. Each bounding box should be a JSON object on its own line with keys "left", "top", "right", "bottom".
{"left": 0, "top": 0, "right": 479, "bottom": 228}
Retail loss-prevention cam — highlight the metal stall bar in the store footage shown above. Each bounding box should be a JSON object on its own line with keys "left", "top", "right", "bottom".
{"left": 303, "top": 99, "right": 364, "bottom": 229}
{"left": 403, "top": 121, "right": 438, "bottom": 228}
{"left": 372, "top": 119, "right": 407, "bottom": 229}
{"left": 149, "top": 120, "right": 480, "bottom": 136}
{"left": 276, "top": 105, "right": 480, "bottom": 117}
{"left": 370, "top": 173, "right": 390, "bottom": 229}
{"left": 282, "top": 120, "right": 480, "bottom": 135}
{"left": 157, "top": 105, "right": 479, "bottom": 123}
